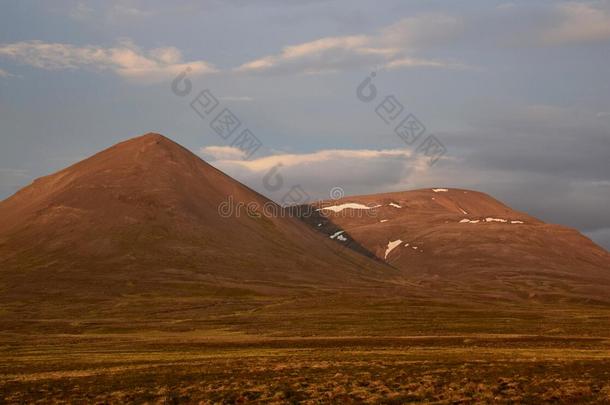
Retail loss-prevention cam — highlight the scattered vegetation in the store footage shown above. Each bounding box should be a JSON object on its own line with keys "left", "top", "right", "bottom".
{"left": 2, "top": 333, "right": 610, "bottom": 403}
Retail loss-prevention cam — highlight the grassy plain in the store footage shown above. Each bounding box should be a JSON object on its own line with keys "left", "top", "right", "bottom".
{"left": 3, "top": 294, "right": 610, "bottom": 403}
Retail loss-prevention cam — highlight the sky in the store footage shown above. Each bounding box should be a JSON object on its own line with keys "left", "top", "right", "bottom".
{"left": 0, "top": 0, "right": 609, "bottom": 250}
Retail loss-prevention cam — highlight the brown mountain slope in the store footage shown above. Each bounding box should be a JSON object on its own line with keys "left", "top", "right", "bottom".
{"left": 2, "top": 141, "right": 610, "bottom": 403}
{"left": 2, "top": 133, "right": 610, "bottom": 338}
{"left": 297, "top": 188, "right": 610, "bottom": 303}
{"left": 0, "top": 133, "right": 400, "bottom": 330}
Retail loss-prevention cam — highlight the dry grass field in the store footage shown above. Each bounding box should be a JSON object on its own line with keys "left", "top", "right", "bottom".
{"left": 3, "top": 294, "right": 610, "bottom": 404}
{"left": 3, "top": 333, "right": 610, "bottom": 404}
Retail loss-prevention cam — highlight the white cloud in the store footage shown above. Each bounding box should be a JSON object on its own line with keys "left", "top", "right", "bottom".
{"left": 385, "top": 57, "right": 467, "bottom": 70}
{"left": 234, "top": 35, "right": 388, "bottom": 75}
{"left": 235, "top": 14, "right": 465, "bottom": 75}
{"left": 212, "top": 148, "right": 417, "bottom": 171}
{"left": 0, "top": 40, "right": 217, "bottom": 83}
{"left": 542, "top": 2, "right": 610, "bottom": 44}
{"left": 200, "top": 146, "right": 247, "bottom": 160}
{"left": 201, "top": 147, "right": 432, "bottom": 200}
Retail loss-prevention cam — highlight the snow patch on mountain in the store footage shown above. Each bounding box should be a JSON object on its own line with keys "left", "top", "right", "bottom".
{"left": 485, "top": 217, "right": 508, "bottom": 223}
{"left": 318, "top": 203, "right": 381, "bottom": 213}
{"left": 459, "top": 218, "right": 524, "bottom": 224}
{"left": 385, "top": 239, "right": 403, "bottom": 259}
{"left": 330, "top": 230, "right": 345, "bottom": 239}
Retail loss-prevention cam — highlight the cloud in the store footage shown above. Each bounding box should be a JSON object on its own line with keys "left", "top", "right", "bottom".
{"left": 542, "top": 2, "right": 610, "bottom": 44}
{"left": 0, "top": 40, "right": 217, "bottom": 83}
{"left": 201, "top": 147, "right": 431, "bottom": 201}
{"left": 192, "top": 104, "right": 609, "bottom": 247}
{"left": 385, "top": 57, "right": 468, "bottom": 70}
{"left": 211, "top": 148, "right": 418, "bottom": 171}
{"left": 235, "top": 14, "right": 465, "bottom": 75}
{"left": 199, "top": 57, "right": 608, "bottom": 247}
{"left": 411, "top": 100, "right": 610, "bottom": 250}
{"left": 200, "top": 146, "right": 247, "bottom": 160}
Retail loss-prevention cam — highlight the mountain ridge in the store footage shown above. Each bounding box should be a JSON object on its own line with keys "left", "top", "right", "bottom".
{"left": 296, "top": 187, "right": 610, "bottom": 303}
{"left": 1, "top": 132, "right": 609, "bottom": 337}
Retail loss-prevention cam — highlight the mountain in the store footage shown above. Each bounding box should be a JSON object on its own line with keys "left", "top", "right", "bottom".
{"left": 0, "top": 133, "right": 395, "bottom": 331}
{"left": 2, "top": 133, "right": 609, "bottom": 338}
{"left": 296, "top": 188, "right": 610, "bottom": 304}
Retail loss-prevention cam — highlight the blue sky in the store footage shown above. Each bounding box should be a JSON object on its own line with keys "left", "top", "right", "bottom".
{"left": 1, "top": 0, "right": 609, "bottom": 249}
